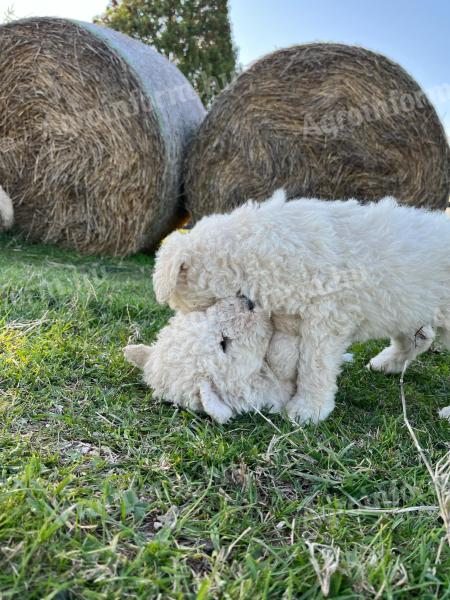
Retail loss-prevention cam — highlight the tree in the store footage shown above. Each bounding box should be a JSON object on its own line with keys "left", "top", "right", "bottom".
{"left": 2, "top": 5, "right": 16, "bottom": 23}
{"left": 95, "top": 0, "right": 237, "bottom": 106}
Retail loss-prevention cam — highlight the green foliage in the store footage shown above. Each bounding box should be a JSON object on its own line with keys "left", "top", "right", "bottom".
{"left": 0, "top": 232, "right": 449, "bottom": 597}
{"left": 1, "top": 5, "right": 16, "bottom": 23}
{"left": 95, "top": 0, "right": 237, "bottom": 106}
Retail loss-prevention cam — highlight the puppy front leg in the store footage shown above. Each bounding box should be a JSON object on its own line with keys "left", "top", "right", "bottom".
{"left": 198, "top": 381, "right": 233, "bottom": 424}
{"left": 286, "top": 317, "right": 351, "bottom": 424}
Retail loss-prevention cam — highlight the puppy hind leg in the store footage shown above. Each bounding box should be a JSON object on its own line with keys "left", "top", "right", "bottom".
{"left": 436, "top": 308, "right": 450, "bottom": 349}
{"left": 438, "top": 327, "right": 450, "bottom": 350}
{"left": 368, "top": 326, "right": 435, "bottom": 374}
{"left": 436, "top": 316, "right": 450, "bottom": 421}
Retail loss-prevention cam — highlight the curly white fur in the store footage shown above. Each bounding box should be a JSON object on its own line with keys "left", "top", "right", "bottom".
{"left": 124, "top": 297, "right": 297, "bottom": 423}
{"left": 153, "top": 190, "right": 450, "bottom": 424}
{"left": 0, "top": 185, "right": 13, "bottom": 230}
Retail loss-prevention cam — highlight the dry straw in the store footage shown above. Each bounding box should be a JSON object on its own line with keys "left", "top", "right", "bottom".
{"left": 0, "top": 18, "right": 205, "bottom": 255}
{"left": 185, "top": 43, "right": 449, "bottom": 220}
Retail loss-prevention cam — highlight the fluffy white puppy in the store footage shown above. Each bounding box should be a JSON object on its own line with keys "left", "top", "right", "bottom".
{"left": 153, "top": 190, "right": 450, "bottom": 424}
{"left": 124, "top": 297, "right": 296, "bottom": 423}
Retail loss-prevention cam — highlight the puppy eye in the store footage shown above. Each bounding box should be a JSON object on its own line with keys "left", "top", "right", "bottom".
{"left": 220, "top": 337, "right": 230, "bottom": 352}
{"left": 237, "top": 292, "right": 255, "bottom": 311}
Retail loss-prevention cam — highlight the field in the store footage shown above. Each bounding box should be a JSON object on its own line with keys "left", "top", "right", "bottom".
{"left": 0, "top": 233, "right": 449, "bottom": 599}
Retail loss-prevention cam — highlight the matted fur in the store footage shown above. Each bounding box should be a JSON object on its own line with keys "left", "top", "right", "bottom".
{"left": 154, "top": 190, "right": 450, "bottom": 423}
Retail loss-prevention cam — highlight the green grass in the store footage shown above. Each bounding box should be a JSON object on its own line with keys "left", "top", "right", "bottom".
{"left": 0, "top": 232, "right": 449, "bottom": 599}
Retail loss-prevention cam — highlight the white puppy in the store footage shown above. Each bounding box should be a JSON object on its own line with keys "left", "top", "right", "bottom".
{"left": 124, "top": 297, "right": 296, "bottom": 423}
{"left": 153, "top": 190, "right": 450, "bottom": 424}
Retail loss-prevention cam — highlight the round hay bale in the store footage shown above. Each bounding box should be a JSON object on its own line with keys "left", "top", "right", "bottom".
{"left": 185, "top": 43, "right": 449, "bottom": 219}
{"left": 0, "top": 17, "right": 205, "bottom": 255}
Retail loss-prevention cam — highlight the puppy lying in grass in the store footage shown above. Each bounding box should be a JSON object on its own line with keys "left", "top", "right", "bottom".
{"left": 124, "top": 297, "right": 298, "bottom": 423}
{"left": 153, "top": 190, "right": 450, "bottom": 424}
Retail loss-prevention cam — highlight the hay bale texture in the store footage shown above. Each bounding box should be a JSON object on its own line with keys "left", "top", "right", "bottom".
{"left": 185, "top": 43, "right": 449, "bottom": 219}
{"left": 0, "top": 18, "right": 205, "bottom": 255}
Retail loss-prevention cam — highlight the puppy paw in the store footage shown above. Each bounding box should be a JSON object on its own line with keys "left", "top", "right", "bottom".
{"left": 367, "top": 349, "right": 406, "bottom": 374}
{"left": 201, "top": 397, "right": 233, "bottom": 424}
{"left": 286, "top": 395, "right": 335, "bottom": 424}
{"left": 439, "top": 406, "right": 450, "bottom": 421}
{"left": 198, "top": 381, "right": 233, "bottom": 424}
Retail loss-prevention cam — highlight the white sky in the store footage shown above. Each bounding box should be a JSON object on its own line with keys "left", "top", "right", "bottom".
{"left": 0, "top": 0, "right": 107, "bottom": 22}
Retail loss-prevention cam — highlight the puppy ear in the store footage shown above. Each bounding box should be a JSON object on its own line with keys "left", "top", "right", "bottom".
{"left": 198, "top": 381, "right": 233, "bottom": 424}
{"left": 123, "top": 344, "right": 153, "bottom": 369}
{"left": 153, "top": 233, "right": 189, "bottom": 305}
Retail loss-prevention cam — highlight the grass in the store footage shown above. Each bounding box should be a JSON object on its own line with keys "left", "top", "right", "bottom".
{"left": 0, "top": 232, "right": 449, "bottom": 599}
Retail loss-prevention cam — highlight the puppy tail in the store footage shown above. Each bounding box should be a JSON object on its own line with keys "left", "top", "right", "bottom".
{"left": 123, "top": 344, "right": 153, "bottom": 369}
{"left": 268, "top": 188, "right": 287, "bottom": 207}
{"left": 0, "top": 185, "right": 14, "bottom": 230}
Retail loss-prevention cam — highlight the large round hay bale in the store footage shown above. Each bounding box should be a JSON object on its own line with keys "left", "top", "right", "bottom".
{"left": 185, "top": 43, "right": 449, "bottom": 219}
{"left": 0, "top": 18, "right": 205, "bottom": 255}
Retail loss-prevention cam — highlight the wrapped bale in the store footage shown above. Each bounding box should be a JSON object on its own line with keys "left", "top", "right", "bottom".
{"left": 185, "top": 43, "right": 449, "bottom": 219}
{"left": 0, "top": 18, "right": 205, "bottom": 255}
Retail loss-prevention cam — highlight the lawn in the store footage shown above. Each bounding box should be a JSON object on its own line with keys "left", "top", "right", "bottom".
{"left": 0, "top": 232, "right": 449, "bottom": 599}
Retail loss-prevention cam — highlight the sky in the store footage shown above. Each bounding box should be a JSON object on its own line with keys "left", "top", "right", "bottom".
{"left": 1, "top": 0, "right": 449, "bottom": 132}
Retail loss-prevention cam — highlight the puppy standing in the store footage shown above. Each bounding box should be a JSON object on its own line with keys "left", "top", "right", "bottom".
{"left": 153, "top": 190, "right": 450, "bottom": 423}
